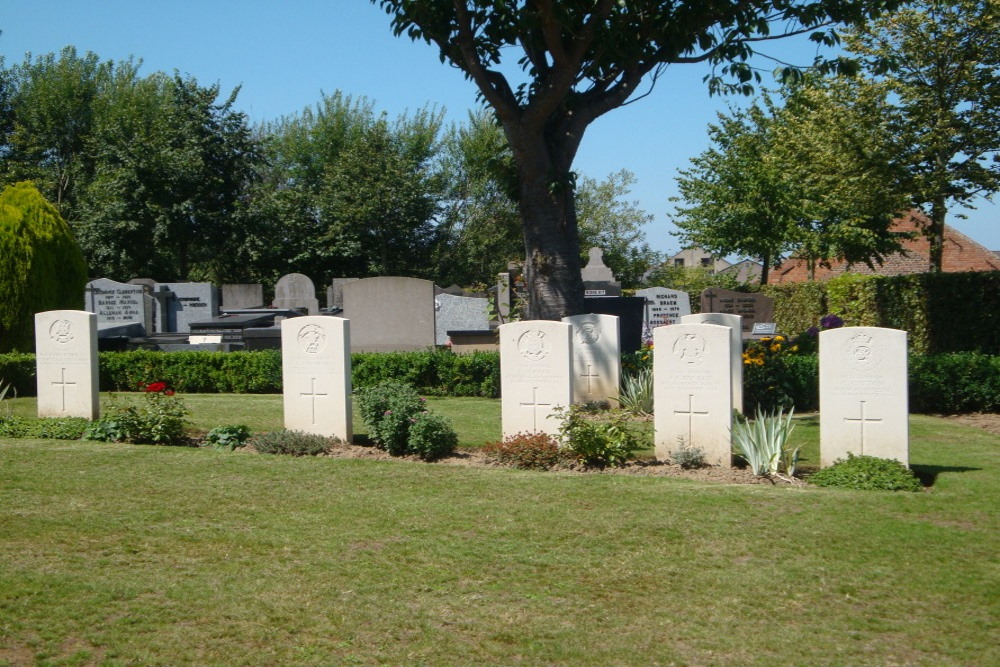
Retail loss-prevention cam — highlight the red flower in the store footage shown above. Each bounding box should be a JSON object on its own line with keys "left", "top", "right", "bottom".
{"left": 144, "top": 381, "right": 167, "bottom": 393}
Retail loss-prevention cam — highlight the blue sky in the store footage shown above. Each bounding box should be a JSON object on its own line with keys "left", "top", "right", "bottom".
{"left": 3, "top": 1, "right": 998, "bottom": 256}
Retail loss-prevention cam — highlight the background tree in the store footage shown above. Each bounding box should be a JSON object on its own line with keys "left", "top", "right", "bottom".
{"left": 0, "top": 182, "right": 88, "bottom": 352}
{"left": 375, "top": 0, "right": 903, "bottom": 318}
{"left": 845, "top": 0, "right": 1000, "bottom": 271}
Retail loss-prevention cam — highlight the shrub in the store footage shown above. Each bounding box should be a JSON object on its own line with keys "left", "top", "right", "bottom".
{"left": 617, "top": 366, "right": 653, "bottom": 415}
{"left": 809, "top": 454, "right": 923, "bottom": 492}
{"left": 35, "top": 417, "right": 89, "bottom": 440}
{"left": 356, "top": 380, "right": 425, "bottom": 455}
{"left": 249, "top": 429, "right": 333, "bottom": 456}
{"left": 910, "top": 352, "right": 1000, "bottom": 413}
{"left": 84, "top": 381, "right": 189, "bottom": 445}
{"left": 482, "top": 432, "right": 567, "bottom": 470}
{"left": 731, "top": 407, "right": 799, "bottom": 477}
{"left": 670, "top": 438, "right": 707, "bottom": 469}
{"left": 0, "top": 182, "right": 88, "bottom": 353}
{"left": 556, "top": 406, "right": 643, "bottom": 468}
{"left": 203, "top": 425, "right": 252, "bottom": 451}
{"left": 0, "top": 416, "right": 32, "bottom": 438}
{"left": 406, "top": 412, "right": 458, "bottom": 461}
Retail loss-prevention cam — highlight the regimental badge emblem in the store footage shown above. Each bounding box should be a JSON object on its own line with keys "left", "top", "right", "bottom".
{"left": 517, "top": 329, "right": 550, "bottom": 361}
{"left": 576, "top": 322, "right": 601, "bottom": 346}
{"left": 297, "top": 324, "right": 327, "bottom": 355}
{"left": 49, "top": 319, "right": 74, "bottom": 345}
{"left": 846, "top": 332, "right": 879, "bottom": 372}
{"left": 672, "top": 333, "right": 706, "bottom": 365}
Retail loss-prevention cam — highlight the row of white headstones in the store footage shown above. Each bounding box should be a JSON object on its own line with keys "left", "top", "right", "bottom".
{"left": 35, "top": 310, "right": 908, "bottom": 468}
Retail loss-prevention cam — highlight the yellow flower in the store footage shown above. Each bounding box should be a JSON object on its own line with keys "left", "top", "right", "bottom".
{"left": 774, "top": 335, "right": 785, "bottom": 342}
{"left": 770, "top": 343, "right": 782, "bottom": 353}
{"left": 755, "top": 358, "right": 765, "bottom": 366}
{"left": 790, "top": 345, "right": 799, "bottom": 352}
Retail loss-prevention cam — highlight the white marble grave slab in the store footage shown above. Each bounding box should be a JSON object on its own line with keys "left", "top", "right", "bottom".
{"left": 500, "top": 320, "right": 573, "bottom": 438}
{"left": 281, "top": 316, "right": 352, "bottom": 441}
{"left": 681, "top": 312, "right": 743, "bottom": 414}
{"left": 654, "top": 323, "right": 733, "bottom": 466}
{"left": 820, "top": 327, "right": 908, "bottom": 467}
{"left": 34, "top": 310, "right": 99, "bottom": 419}
{"left": 562, "top": 313, "right": 620, "bottom": 405}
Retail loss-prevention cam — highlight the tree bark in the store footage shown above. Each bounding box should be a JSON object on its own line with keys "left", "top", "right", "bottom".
{"left": 760, "top": 250, "right": 771, "bottom": 286}
{"left": 928, "top": 197, "right": 946, "bottom": 272}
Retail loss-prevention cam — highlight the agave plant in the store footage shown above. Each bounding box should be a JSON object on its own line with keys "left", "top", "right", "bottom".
{"left": 731, "top": 407, "right": 798, "bottom": 477}
{"left": 616, "top": 367, "right": 653, "bottom": 415}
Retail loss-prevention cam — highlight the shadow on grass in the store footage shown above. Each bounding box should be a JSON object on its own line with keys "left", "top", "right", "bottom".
{"left": 910, "top": 464, "right": 981, "bottom": 487}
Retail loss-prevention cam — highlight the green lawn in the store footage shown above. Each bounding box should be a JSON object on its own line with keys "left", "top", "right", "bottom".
{"left": 0, "top": 395, "right": 997, "bottom": 664}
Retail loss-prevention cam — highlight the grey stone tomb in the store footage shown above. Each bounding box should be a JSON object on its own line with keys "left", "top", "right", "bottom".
{"left": 681, "top": 312, "right": 743, "bottom": 414}
{"left": 153, "top": 282, "right": 220, "bottom": 334}
{"left": 221, "top": 284, "right": 264, "bottom": 310}
{"left": 500, "top": 320, "right": 573, "bottom": 438}
{"left": 581, "top": 247, "right": 622, "bottom": 296}
{"left": 654, "top": 322, "right": 733, "bottom": 466}
{"left": 562, "top": 313, "right": 621, "bottom": 405}
{"left": 84, "top": 278, "right": 149, "bottom": 334}
{"left": 281, "top": 316, "right": 352, "bottom": 441}
{"left": 435, "top": 293, "right": 490, "bottom": 345}
{"left": 34, "top": 310, "right": 99, "bottom": 420}
{"left": 820, "top": 327, "right": 909, "bottom": 467}
{"left": 699, "top": 288, "right": 774, "bottom": 337}
{"left": 343, "top": 277, "right": 436, "bottom": 352}
{"left": 327, "top": 278, "right": 359, "bottom": 311}
{"left": 273, "top": 273, "right": 319, "bottom": 315}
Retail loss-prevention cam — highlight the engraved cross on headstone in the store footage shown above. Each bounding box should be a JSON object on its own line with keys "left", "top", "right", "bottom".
{"left": 703, "top": 290, "right": 717, "bottom": 313}
{"left": 580, "top": 364, "right": 600, "bottom": 397}
{"left": 52, "top": 367, "right": 76, "bottom": 411}
{"left": 674, "top": 393, "right": 709, "bottom": 446}
{"left": 519, "top": 386, "right": 552, "bottom": 431}
{"left": 843, "top": 400, "right": 882, "bottom": 454}
{"left": 300, "top": 377, "right": 327, "bottom": 426}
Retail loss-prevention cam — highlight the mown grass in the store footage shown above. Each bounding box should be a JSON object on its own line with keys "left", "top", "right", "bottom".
{"left": 0, "top": 393, "right": 997, "bottom": 665}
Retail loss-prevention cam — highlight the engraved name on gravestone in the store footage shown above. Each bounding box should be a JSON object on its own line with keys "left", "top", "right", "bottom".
{"left": 273, "top": 273, "right": 319, "bottom": 315}
{"left": 35, "top": 310, "right": 99, "bottom": 420}
{"left": 654, "top": 323, "right": 733, "bottom": 466}
{"left": 281, "top": 316, "right": 352, "bottom": 441}
{"left": 562, "top": 313, "right": 620, "bottom": 404}
{"left": 699, "top": 288, "right": 774, "bottom": 336}
{"left": 435, "top": 293, "right": 490, "bottom": 345}
{"left": 635, "top": 287, "right": 691, "bottom": 333}
{"left": 343, "top": 277, "right": 436, "bottom": 352}
{"left": 681, "top": 313, "right": 743, "bottom": 414}
{"left": 153, "top": 282, "right": 219, "bottom": 334}
{"left": 820, "top": 327, "right": 908, "bottom": 467}
{"left": 84, "top": 278, "right": 146, "bottom": 329}
{"left": 500, "top": 320, "right": 573, "bottom": 438}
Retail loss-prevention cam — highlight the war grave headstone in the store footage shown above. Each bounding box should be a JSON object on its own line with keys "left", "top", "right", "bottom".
{"left": 562, "top": 313, "right": 621, "bottom": 405}
{"left": 583, "top": 296, "right": 644, "bottom": 353}
{"left": 820, "top": 327, "right": 909, "bottom": 467}
{"left": 221, "top": 284, "right": 264, "bottom": 310}
{"left": 83, "top": 278, "right": 149, "bottom": 335}
{"left": 281, "top": 316, "right": 352, "bottom": 441}
{"left": 581, "top": 246, "right": 622, "bottom": 296}
{"left": 635, "top": 287, "right": 691, "bottom": 336}
{"left": 273, "top": 273, "right": 319, "bottom": 315}
{"left": 327, "top": 278, "right": 360, "bottom": 312}
{"left": 699, "top": 288, "right": 774, "bottom": 337}
{"left": 681, "top": 313, "right": 743, "bottom": 413}
{"left": 435, "top": 293, "right": 490, "bottom": 345}
{"left": 34, "top": 310, "right": 99, "bottom": 420}
{"left": 153, "top": 282, "right": 219, "bottom": 334}
{"left": 500, "top": 320, "right": 573, "bottom": 438}
{"left": 343, "top": 277, "right": 436, "bottom": 352}
{"left": 654, "top": 323, "right": 733, "bottom": 466}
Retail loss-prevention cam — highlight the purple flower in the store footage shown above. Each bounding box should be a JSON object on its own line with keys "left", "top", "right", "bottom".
{"left": 820, "top": 314, "right": 844, "bottom": 329}
{"left": 807, "top": 326, "right": 820, "bottom": 337}
{"left": 384, "top": 410, "right": 392, "bottom": 415}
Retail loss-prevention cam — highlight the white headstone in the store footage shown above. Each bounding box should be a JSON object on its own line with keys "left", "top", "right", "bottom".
{"left": 500, "top": 320, "right": 573, "bottom": 438}
{"left": 34, "top": 310, "right": 99, "bottom": 420}
{"left": 820, "top": 327, "right": 908, "bottom": 467}
{"left": 654, "top": 323, "right": 733, "bottom": 466}
{"left": 681, "top": 313, "right": 743, "bottom": 413}
{"left": 636, "top": 287, "right": 691, "bottom": 333}
{"left": 562, "top": 313, "right": 621, "bottom": 405}
{"left": 280, "top": 316, "right": 352, "bottom": 441}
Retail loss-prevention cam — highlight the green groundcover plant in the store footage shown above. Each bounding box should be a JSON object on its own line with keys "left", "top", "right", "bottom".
{"left": 84, "top": 381, "right": 189, "bottom": 445}
{"left": 809, "top": 453, "right": 923, "bottom": 492}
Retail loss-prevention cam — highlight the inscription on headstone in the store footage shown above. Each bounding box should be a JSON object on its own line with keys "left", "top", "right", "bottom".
{"left": 154, "top": 282, "right": 220, "bottom": 334}
{"left": 280, "top": 316, "right": 352, "bottom": 441}
{"left": 636, "top": 287, "right": 691, "bottom": 335}
{"left": 681, "top": 313, "right": 743, "bottom": 413}
{"left": 562, "top": 313, "right": 620, "bottom": 404}
{"left": 84, "top": 278, "right": 147, "bottom": 332}
{"left": 699, "top": 288, "right": 774, "bottom": 336}
{"left": 34, "top": 310, "right": 99, "bottom": 420}
{"left": 500, "top": 321, "right": 573, "bottom": 438}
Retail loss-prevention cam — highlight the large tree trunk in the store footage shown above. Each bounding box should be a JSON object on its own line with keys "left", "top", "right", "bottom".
{"left": 759, "top": 251, "right": 770, "bottom": 286}
{"left": 928, "top": 198, "right": 946, "bottom": 273}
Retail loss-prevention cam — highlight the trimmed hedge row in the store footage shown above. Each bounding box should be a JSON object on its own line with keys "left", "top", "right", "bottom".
{"left": 2, "top": 349, "right": 998, "bottom": 414}
{"left": 763, "top": 271, "right": 1000, "bottom": 355}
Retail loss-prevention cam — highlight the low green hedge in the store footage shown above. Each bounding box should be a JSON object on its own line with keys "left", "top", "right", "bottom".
{"left": 2, "top": 349, "right": 997, "bottom": 413}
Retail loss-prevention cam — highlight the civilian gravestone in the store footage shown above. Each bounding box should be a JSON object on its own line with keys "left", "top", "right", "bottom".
{"left": 562, "top": 313, "right": 620, "bottom": 405}
{"left": 699, "top": 288, "right": 774, "bottom": 337}
{"left": 654, "top": 323, "right": 733, "bottom": 466}
{"left": 435, "top": 293, "right": 490, "bottom": 345}
{"left": 343, "top": 277, "right": 436, "bottom": 352}
{"left": 681, "top": 313, "right": 743, "bottom": 413}
{"left": 34, "top": 310, "right": 99, "bottom": 420}
{"left": 583, "top": 296, "right": 644, "bottom": 354}
{"left": 327, "top": 278, "right": 359, "bottom": 311}
{"left": 281, "top": 316, "right": 352, "bottom": 441}
{"left": 273, "top": 273, "right": 319, "bottom": 315}
{"left": 820, "top": 327, "right": 908, "bottom": 467}
{"left": 153, "top": 282, "right": 219, "bottom": 334}
{"left": 636, "top": 287, "right": 691, "bottom": 335}
{"left": 500, "top": 320, "right": 573, "bottom": 438}
{"left": 84, "top": 278, "right": 150, "bottom": 334}
{"left": 496, "top": 272, "right": 512, "bottom": 322}
{"left": 581, "top": 246, "right": 622, "bottom": 296}
{"left": 221, "top": 284, "right": 264, "bottom": 310}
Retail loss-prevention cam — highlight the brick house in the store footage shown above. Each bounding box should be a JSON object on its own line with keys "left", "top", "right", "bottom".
{"left": 771, "top": 211, "right": 1000, "bottom": 283}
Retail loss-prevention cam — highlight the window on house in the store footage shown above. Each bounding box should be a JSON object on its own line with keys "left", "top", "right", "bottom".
{"left": 700, "top": 257, "right": 712, "bottom": 267}
{"left": 674, "top": 258, "right": 684, "bottom": 267}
